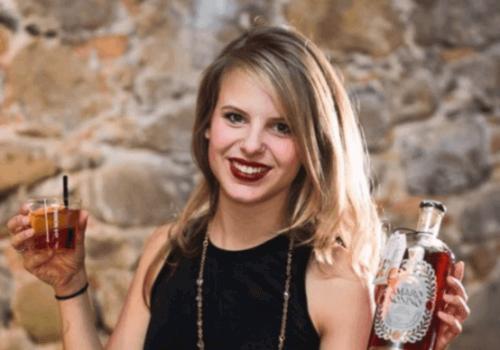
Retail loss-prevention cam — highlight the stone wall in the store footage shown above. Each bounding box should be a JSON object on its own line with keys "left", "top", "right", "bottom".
{"left": 0, "top": 0, "right": 499, "bottom": 349}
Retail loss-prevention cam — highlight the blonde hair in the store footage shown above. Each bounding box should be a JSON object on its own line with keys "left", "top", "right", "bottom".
{"left": 144, "top": 25, "right": 382, "bottom": 305}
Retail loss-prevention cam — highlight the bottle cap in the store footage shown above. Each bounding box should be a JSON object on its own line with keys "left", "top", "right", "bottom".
{"left": 419, "top": 200, "right": 447, "bottom": 214}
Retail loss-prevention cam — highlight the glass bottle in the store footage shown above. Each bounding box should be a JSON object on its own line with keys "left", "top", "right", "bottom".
{"left": 367, "top": 200, "right": 454, "bottom": 350}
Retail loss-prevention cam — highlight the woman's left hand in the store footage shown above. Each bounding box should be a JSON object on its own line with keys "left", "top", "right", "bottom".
{"left": 435, "top": 261, "right": 470, "bottom": 350}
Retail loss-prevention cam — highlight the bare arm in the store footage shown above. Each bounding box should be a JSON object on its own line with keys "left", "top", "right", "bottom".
{"left": 104, "top": 225, "right": 170, "bottom": 349}
{"left": 57, "top": 225, "right": 170, "bottom": 350}
{"left": 307, "top": 253, "right": 375, "bottom": 350}
{"left": 8, "top": 206, "right": 172, "bottom": 350}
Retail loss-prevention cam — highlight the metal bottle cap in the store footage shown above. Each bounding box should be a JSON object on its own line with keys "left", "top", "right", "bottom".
{"left": 419, "top": 200, "right": 447, "bottom": 214}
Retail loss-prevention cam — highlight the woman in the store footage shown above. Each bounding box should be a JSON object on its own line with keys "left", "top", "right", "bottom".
{"left": 8, "top": 26, "right": 469, "bottom": 349}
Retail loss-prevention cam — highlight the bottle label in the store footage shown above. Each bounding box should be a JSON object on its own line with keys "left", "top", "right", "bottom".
{"left": 374, "top": 258, "right": 437, "bottom": 343}
{"left": 374, "top": 231, "right": 407, "bottom": 285}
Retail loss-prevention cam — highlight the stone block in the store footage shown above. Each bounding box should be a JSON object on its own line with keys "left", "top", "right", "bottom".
{"left": 85, "top": 233, "right": 142, "bottom": 270}
{"left": 389, "top": 70, "right": 438, "bottom": 123}
{"left": 0, "top": 144, "right": 58, "bottom": 195}
{"left": 413, "top": 0, "right": 500, "bottom": 47}
{"left": 0, "top": 326, "right": 37, "bottom": 350}
{"left": 0, "top": 266, "right": 13, "bottom": 327}
{"left": 468, "top": 242, "right": 500, "bottom": 279}
{"left": 13, "top": 280, "right": 61, "bottom": 344}
{"left": 349, "top": 83, "right": 392, "bottom": 152}
{"left": 398, "top": 116, "right": 491, "bottom": 195}
{"left": 90, "top": 35, "right": 128, "bottom": 60}
{"left": 18, "top": 0, "right": 115, "bottom": 33}
{"left": 462, "top": 187, "right": 500, "bottom": 242}
{"left": 81, "top": 164, "right": 194, "bottom": 226}
{"left": 450, "top": 275, "right": 500, "bottom": 350}
{"left": 6, "top": 42, "right": 111, "bottom": 129}
{"left": 15, "top": 123, "right": 63, "bottom": 138}
{"left": 286, "top": 0, "right": 405, "bottom": 57}
{"left": 0, "top": 27, "right": 8, "bottom": 56}
{"left": 131, "top": 97, "right": 196, "bottom": 153}
{"left": 92, "top": 268, "right": 133, "bottom": 331}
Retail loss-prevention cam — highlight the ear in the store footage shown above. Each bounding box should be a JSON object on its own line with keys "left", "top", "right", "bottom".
{"left": 204, "top": 128, "right": 210, "bottom": 140}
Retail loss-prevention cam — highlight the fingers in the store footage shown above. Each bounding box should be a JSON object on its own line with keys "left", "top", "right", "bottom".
{"left": 451, "top": 261, "right": 465, "bottom": 282}
{"left": 18, "top": 204, "right": 30, "bottom": 215}
{"left": 438, "top": 310, "right": 462, "bottom": 335}
{"left": 443, "top": 293, "right": 470, "bottom": 322}
{"left": 446, "top": 274, "right": 468, "bottom": 302}
{"left": 6, "top": 214, "right": 30, "bottom": 234}
{"left": 75, "top": 210, "right": 89, "bottom": 245}
{"left": 10, "top": 228, "right": 35, "bottom": 249}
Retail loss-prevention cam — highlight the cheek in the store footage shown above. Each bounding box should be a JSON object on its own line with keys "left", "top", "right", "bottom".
{"left": 273, "top": 140, "right": 300, "bottom": 168}
{"left": 210, "top": 119, "right": 238, "bottom": 151}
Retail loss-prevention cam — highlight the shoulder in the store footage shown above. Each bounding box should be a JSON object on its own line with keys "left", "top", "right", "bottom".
{"left": 139, "top": 222, "right": 177, "bottom": 280}
{"left": 143, "top": 223, "right": 175, "bottom": 256}
{"left": 306, "top": 246, "right": 375, "bottom": 348}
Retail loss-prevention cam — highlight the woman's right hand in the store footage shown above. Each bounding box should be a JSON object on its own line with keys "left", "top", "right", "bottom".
{"left": 7, "top": 204, "right": 89, "bottom": 296}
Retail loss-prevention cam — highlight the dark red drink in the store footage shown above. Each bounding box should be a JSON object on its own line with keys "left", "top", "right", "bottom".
{"left": 29, "top": 206, "right": 80, "bottom": 251}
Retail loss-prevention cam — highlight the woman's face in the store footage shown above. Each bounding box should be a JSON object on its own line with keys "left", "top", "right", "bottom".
{"left": 205, "top": 69, "right": 302, "bottom": 208}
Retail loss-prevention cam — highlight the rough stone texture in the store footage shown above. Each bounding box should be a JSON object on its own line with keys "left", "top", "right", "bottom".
{"left": 0, "top": 266, "right": 13, "bottom": 326}
{"left": 468, "top": 242, "right": 500, "bottom": 280}
{"left": 462, "top": 187, "right": 500, "bottom": 243}
{"left": 398, "top": 116, "right": 492, "bottom": 195}
{"left": 92, "top": 268, "right": 133, "bottom": 331}
{"left": 0, "top": 327, "right": 37, "bottom": 350}
{"left": 0, "top": 27, "right": 9, "bottom": 56}
{"left": 452, "top": 276, "right": 500, "bottom": 350}
{"left": 81, "top": 164, "right": 194, "bottom": 226}
{"left": 0, "top": 144, "right": 58, "bottom": 195}
{"left": 350, "top": 83, "right": 392, "bottom": 152}
{"left": 59, "top": 142, "right": 106, "bottom": 173}
{"left": 5, "top": 42, "right": 111, "bottom": 129}
{"left": 86, "top": 234, "right": 142, "bottom": 271}
{"left": 13, "top": 280, "right": 62, "bottom": 344}
{"left": 413, "top": 0, "right": 500, "bottom": 48}
{"left": 286, "top": 0, "right": 405, "bottom": 57}
{"left": 129, "top": 96, "right": 196, "bottom": 153}
{"left": 18, "top": 0, "right": 116, "bottom": 43}
{"left": 388, "top": 69, "right": 438, "bottom": 123}
{"left": 0, "top": 0, "right": 498, "bottom": 349}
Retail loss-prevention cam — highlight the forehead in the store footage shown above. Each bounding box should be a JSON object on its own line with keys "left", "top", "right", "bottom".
{"left": 217, "top": 67, "right": 286, "bottom": 117}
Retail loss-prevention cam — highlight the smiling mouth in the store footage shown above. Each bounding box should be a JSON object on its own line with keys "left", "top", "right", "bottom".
{"left": 229, "top": 159, "right": 271, "bottom": 182}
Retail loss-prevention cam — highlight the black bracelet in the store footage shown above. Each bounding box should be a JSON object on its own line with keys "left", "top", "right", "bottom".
{"left": 55, "top": 282, "right": 89, "bottom": 301}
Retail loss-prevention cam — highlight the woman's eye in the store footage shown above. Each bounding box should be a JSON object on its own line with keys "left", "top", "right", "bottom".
{"left": 273, "top": 122, "right": 291, "bottom": 135}
{"left": 224, "top": 112, "right": 245, "bottom": 124}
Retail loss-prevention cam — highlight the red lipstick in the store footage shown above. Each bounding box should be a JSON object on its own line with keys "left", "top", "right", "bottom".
{"left": 229, "top": 158, "right": 271, "bottom": 182}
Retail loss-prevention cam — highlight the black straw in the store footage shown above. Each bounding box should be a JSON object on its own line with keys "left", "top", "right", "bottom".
{"left": 63, "top": 175, "right": 69, "bottom": 208}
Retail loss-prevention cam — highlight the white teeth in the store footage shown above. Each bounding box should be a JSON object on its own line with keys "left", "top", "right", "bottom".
{"left": 232, "top": 161, "right": 267, "bottom": 174}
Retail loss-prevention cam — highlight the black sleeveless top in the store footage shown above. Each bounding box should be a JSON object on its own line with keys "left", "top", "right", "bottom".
{"left": 144, "top": 232, "right": 321, "bottom": 350}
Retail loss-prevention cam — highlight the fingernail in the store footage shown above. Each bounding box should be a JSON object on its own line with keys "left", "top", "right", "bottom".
{"left": 22, "top": 216, "right": 30, "bottom": 225}
{"left": 26, "top": 229, "right": 34, "bottom": 238}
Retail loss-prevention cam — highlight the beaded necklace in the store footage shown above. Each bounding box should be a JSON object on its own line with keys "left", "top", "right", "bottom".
{"left": 195, "top": 230, "right": 294, "bottom": 349}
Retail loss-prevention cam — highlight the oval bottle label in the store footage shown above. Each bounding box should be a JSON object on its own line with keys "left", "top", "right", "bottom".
{"left": 374, "top": 259, "right": 437, "bottom": 343}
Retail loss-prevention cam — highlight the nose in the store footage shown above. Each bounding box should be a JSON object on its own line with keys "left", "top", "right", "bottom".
{"left": 240, "top": 125, "right": 265, "bottom": 155}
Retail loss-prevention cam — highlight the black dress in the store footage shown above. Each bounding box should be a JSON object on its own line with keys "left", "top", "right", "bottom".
{"left": 144, "top": 231, "right": 321, "bottom": 350}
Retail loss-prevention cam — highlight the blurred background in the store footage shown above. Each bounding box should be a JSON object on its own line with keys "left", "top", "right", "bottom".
{"left": 0, "top": 0, "right": 499, "bottom": 349}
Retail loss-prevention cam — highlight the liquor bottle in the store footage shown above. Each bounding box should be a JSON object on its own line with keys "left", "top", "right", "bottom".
{"left": 367, "top": 200, "right": 454, "bottom": 350}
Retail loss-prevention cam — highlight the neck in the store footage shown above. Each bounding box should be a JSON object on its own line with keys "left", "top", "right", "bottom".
{"left": 210, "top": 193, "right": 288, "bottom": 251}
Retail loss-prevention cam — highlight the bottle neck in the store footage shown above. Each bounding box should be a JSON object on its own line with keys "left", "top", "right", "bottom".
{"left": 416, "top": 206, "right": 444, "bottom": 238}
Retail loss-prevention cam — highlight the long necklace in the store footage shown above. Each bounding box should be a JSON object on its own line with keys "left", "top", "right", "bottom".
{"left": 196, "top": 229, "right": 294, "bottom": 350}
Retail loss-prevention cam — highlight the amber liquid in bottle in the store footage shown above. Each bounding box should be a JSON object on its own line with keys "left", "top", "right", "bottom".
{"left": 367, "top": 200, "right": 453, "bottom": 350}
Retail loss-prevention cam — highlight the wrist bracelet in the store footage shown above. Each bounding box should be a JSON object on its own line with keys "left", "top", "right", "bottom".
{"left": 55, "top": 282, "right": 89, "bottom": 301}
